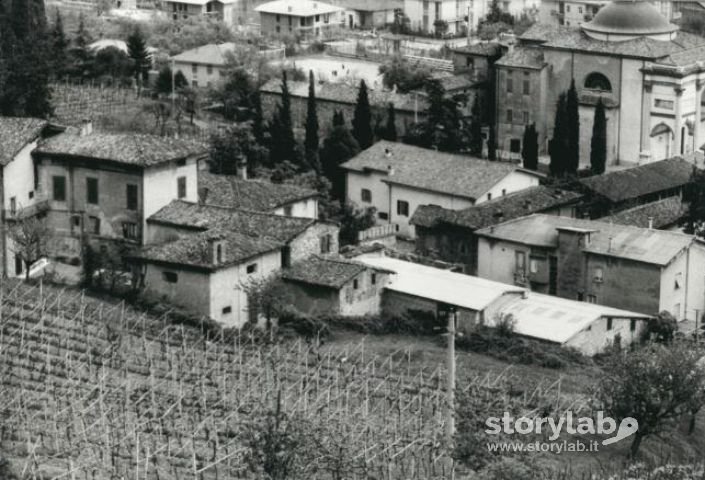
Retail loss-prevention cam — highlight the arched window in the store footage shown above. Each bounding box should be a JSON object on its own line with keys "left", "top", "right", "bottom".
{"left": 584, "top": 72, "right": 612, "bottom": 92}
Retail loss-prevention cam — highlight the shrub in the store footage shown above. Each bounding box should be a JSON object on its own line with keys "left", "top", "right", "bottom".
{"left": 643, "top": 311, "right": 678, "bottom": 343}
{"left": 495, "top": 313, "right": 516, "bottom": 338}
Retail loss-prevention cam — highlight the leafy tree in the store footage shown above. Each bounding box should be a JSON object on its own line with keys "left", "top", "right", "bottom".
{"left": 352, "top": 80, "right": 374, "bottom": 150}
{"left": 485, "top": 0, "right": 514, "bottom": 24}
{"left": 379, "top": 56, "right": 432, "bottom": 93}
{"left": 268, "top": 71, "right": 300, "bottom": 168}
{"left": 252, "top": 90, "right": 266, "bottom": 144}
{"left": 91, "top": 46, "right": 132, "bottom": 80}
{"left": 0, "top": 0, "right": 53, "bottom": 116}
{"left": 549, "top": 92, "right": 568, "bottom": 177}
{"left": 381, "top": 103, "right": 397, "bottom": 141}
{"left": 7, "top": 212, "right": 51, "bottom": 281}
{"left": 403, "top": 79, "right": 465, "bottom": 152}
{"left": 155, "top": 65, "right": 187, "bottom": 95}
{"left": 218, "top": 67, "right": 258, "bottom": 121}
{"left": 566, "top": 78, "right": 580, "bottom": 175}
{"left": 50, "top": 9, "right": 69, "bottom": 78}
{"left": 598, "top": 341, "right": 705, "bottom": 457}
{"left": 321, "top": 111, "right": 360, "bottom": 200}
{"left": 590, "top": 98, "right": 607, "bottom": 174}
{"left": 337, "top": 202, "right": 376, "bottom": 246}
{"left": 433, "top": 19, "right": 449, "bottom": 38}
{"left": 209, "top": 123, "right": 268, "bottom": 175}
{"left": 304, "top": 70, "right": 320, "bottom": 171}
{"left": 521, "top": 123, "right": 538, "bottom": 170}
{"left": 469, "top": 95, "right": 483, "bottom": 156}
{"left": 126, "top": 27, "right": 150, "bottom": 87}
{"left": 644, "top": 311, "right": 678, "bottom": 344}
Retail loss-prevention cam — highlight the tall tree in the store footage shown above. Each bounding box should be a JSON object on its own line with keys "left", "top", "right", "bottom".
{"left": 469, "top": 95, "right": 483, "bottom": 156}
{"left": 304, "top": 70, "right": 320, "bottom": 171}
{"left": 127, "top": 27, "right": 150, "bottom": 87}
{"left": 269, "top": 71, "right": 299, "bottom": 167}
{"left": 352, "top": 80, "right": 374, "bottom": 150}
{"left": 521, "top": 123, "right": 538, "bottom": 171}
{"left": 382, "top": 103, "right": 397, "bottom": 141}
{"left": 0, "top": 0, "right": 53, "bottom": 116}
{"left": 50, "top": 9, "right": 68, "bottom": 79}
{"left": 155, "top": 66, "right": 187, "bottom": 95}
{"left": 590, "top": 98, "right": 607, "bottom": 175}
{"left": 549, "top": 92, "right": 568, "bottom": 177}
{"left": 321, "top": 110, "right": 360, "bottom": 200}
{"left": 566, "top": 78, "right": 580, "bottom": 175}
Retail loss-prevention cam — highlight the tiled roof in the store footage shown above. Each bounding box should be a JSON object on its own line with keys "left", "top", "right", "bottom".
{"left": 199, "top": 172, "right": 317, "bottom": 211}
{"left": 602, "top": 196, "right": 688, "bottom": 229}
{"left": 148, "top": 200, "right": 316, "bottom": 243}
{"left": 335, "top": 0, "right": 401, "bottom": 11}
{"left": 282, "top": 255, "right": 369, "bottom": 288}
{"left": 0, "top": 117, "right": 48, "bottom": 166}
{"left": 133, "top": 227, "right": 282, "bottom": 270}
{"left": 260, "top": 79, "right": 427, "bottom": 112}
{"left": 434, "top": 74, "right": 476, "bottom": 91}
{"left": 255, "top": 0, "right": 343, "bottom": 16}
{"left": 475, "top": 214, "right": 698, "bottom": 266}
{"left": 411, "top": 186, "right": 582, "bottom": 229}
{"left": 451, "top": 42, "right": 502, "bottom": 57}
{"left": 495, "top": 47, "right": 546, "bottom": 69}
{"left": 171, "top": 42, "right": 237, "bottom": 66}
{"left": 519, "top": 23, "right": 705, "bottom": 61}
{"left": 340, "top": 141, "right": 542, "bottom": 200}
{"left": 35, "top": 132, "right": 207, "bottom": 167}
{"left": 578, "top": 158, "right": 695, "bottom": 202}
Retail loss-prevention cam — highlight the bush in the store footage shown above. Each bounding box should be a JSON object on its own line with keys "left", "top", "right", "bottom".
{"left": 321, "top": 309, "right": 443, "bottom": 336}
{"left": 495, "top": 313, "right": 516, "bottom": 338}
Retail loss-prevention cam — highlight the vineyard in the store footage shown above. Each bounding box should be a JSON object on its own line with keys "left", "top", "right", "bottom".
{"left": 0, "top": 281, "right": 577, "bottom": 479}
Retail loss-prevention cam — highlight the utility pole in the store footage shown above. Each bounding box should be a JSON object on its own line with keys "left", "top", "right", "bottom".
{"left": 446, "top": 308, "right": 456, "bottom": 445}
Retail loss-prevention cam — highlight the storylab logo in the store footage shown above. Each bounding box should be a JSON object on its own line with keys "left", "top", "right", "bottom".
{"left": 484, "top": 411, "right": 638, "bottom": 454}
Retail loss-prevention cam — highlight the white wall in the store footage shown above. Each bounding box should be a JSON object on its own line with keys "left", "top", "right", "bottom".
{"left": 660, "top": 242, "right": 705, "bottom": 322}
{"left": 174, "top": 61, "right": 226, "bottom": 89}
{"left": 143, "top": 158, "right": 199, "bottom": 241}
{"left": 272, "top": 197, "right": 318, "bottom": 219}
{"left": 143, "top": 265, "right": 212, "bottom": 316}
{"left": 477, "top": 237, "right": 527, "bottom": 284}
{"left": 565, "top": 316, "right": 645, "bottom": 356}
{"left": 478, "top": 171, "right": 541, "bottom": 204}
{"left": 338, "top": 270, "right": 390, "bottom": 316}
{"left": 346, "top": 169, "right": 390, "bottom": 220}
{"left": 390, "top": 184, "right": 474, "bottom": 238}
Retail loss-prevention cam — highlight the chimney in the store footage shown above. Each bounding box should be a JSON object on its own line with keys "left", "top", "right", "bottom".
{"left": 648, "top": 216, "right": 654, "bottom": 229}
{"left": 80, "top": 119, "right": 93, "bottom": 136}
{"left": 236, "top": 158, "right": 248, "bottom": 180}
{"left": 207, "top": 238, "right": 226, "bottom": 265}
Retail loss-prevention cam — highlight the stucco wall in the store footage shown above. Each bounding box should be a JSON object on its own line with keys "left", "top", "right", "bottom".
{"left": 565, "top": 316, "right": 645, "bottom": 356}
{"left": 339, "top": 270, "right": 389, "bottom": 315}
{"left": 143, "top": 265, "right": 212, "bottom": 317}
{"left": 477, "top": 237, "right": 531, "bottom": 284}
{"left": 284, "top": 281, "right": 340, "bottom": 315}
{"left": 272, "top": 197, "right": 318, "bottom": 218}
{"left": 143, "top": 159, "right": 199, "bottom": 237}
{"left": 346, "top": 169, "right": 391, "bottom": 220}
{"left": 173, "top": 60, "right": 226, "bottom": 89}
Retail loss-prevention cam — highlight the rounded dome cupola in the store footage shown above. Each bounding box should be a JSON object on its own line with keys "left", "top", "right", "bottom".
{"left": 582, "top": 0, "right": 678, "bottom": 42}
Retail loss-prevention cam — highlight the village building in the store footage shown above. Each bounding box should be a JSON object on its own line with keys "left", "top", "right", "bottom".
{"left": 333, "top": 0, "right": 402, "bottom": 29}
{"left": 474, "top": 214, "right": 705, "bottom": 320}
{"left": 198, "top": 171, "right": 319, "bottom": 218}
{"left": 281, "top": 255, "right": 392, "bottom": 316}
{"left": 356, "top": 253, "right": 649, "bottom": 355}
{"left": 538, "top": 0, "right": 676, "bottom": 29}
{"left": 602, "top": 196, "right": 688, "bottom": 230}
{"left": 411, "top": 185, "right": 582, "bottom": 273}
{"left": 132, "top": 200, "right": 340, "bottom": 325}
{"left": 341, "top": 141, "right": 543, "bottom": 238}
{"left": 494, "top": 0, "right": 705, "bottom": 166}
{"left": 255, "top": 0, "right": 345, "bottom": 38}
{"left": 576, "top": 157, "right": 695, "bottom": 218}
{"left": 161, "top": 0, "right": 252, "bottom": 28}
{"left": 32, "top": 126, "right": 207, "bottom": 262}
{"left": 0, "top": 117, "right": 63, "bottom": 278}
{"left": 171, "top": 43, "right": 236, "bottom": 89}
{"left": 259, "top": 79, "right": 427, "bottom": 138}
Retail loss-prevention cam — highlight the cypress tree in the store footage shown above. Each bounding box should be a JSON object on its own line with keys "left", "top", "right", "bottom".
{"left": 566, "top": 78, "right": 580, "bottom": 175}
{"left": 382, "top": 103, "right": 397, "bottom": 141}
{"left": 521, "top": 123, "right": 539, "bottom": 171}
{"left": 549, "top": 92, "right": 568, "bottom": 177}
{"left": 321, "top": 111, "right": 360, "bottom": 200}
{"left": 304, "top": 70, "right": 320, "bottom": 171}
{"left": 127, "top": 27, "right": 150, "bottom": 86}
{"left": 590, "top": 98, "right": 607, "bottom": 175}
{"left": 487, "top": 124, "right": 496, "bottom": 160}
{"left": 352, "top": 79, "right": 374, "bottom": 149}
{"left": 469, "top": 95, "right": 483, "bottom": 156}
{"left": 50, "top": 9, "right": 68, "bottom": 79}
{"left": 252, "top": 90, "right": 265, "bottom": 144}
{"left": 269, "top": 71, "right": 298, "bottom": 167}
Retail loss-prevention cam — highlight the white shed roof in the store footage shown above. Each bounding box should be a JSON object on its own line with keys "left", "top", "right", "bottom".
{"left": 255, "top": 0, "right": 343, "bottom": 16}
{"left": 355, "top": 255, "right": 524, "bottom": 312}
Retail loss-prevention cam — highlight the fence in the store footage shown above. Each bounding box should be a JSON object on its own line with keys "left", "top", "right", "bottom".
{"left": 358, "top": 223, "right": 399, "bottom": 243}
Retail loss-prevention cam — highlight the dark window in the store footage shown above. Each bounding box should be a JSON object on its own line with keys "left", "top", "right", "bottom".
{"left": 466, "top": 57, "right": 474, "bottom": 67}
{"left": 72, "top": 215, "right": 81, "bottom": 228}
{"left": 52, "top": 176, "right": 66, "bottom": 201}
{"left": 315, "top": 14, "right": 320, "bottom": 21}
{"left": 176, "top": 159, "right": 186, "bottom": 167}
{"left": 246, "top": 263, "right": 257, "bottom": 274}
{"left": 14, "top": 255, "right": 22, "bottom": 276}
{"left": 584, "top": 72, "right": 612, "bottom": 92}
{"left": 28, "top": 191, "right": 34, "bottom": 199}
{"left": 9, "top": 197, "right": 16, "bottom": 215}
{"left": 207, "top": 65, "right": 213, "bottom": 74}
{"left": 122, "top": 222, "right": 137, "bottom": 239}
{"left": 126, "top": 184, "right": 138, "bottom": 210}
{"left": 276, "top": 13, "right": 280, "bottom": 21}
{"left": 606, "top": 317, "right": 613, "bottom": 331}
{"left": 222, "top": 306, "right": 232, "bottom": 314}
{"left": 371, "top": 273, "right": 376, "bottom": 285}
{"left": 378, "top": 211, "right": 389, "bottom": 220}
{"left": 361, "top": 188, "right": 372, "bottom": 202}
{"left": 353, "top": 278, "right": 358, "bottom": 289}
{"left": 487, "top": 193, "right": 492, "bottom": 201}
{"left": 510, "top": 138, "right": 521, "bottom": 153}
{"left": 577, "top": 292, "right": 584, "bottom": 301}
{"left": 86, "top": 177, "right": 98, "bottom": 205}
{"left": 320, "top": 234, "right": 332, "bottom": 254}
{"left": 523, "top": 111, "right": 529, "bottom": 124}
{"left": 177, "top": 176, "right": 187, "bottom": 199}
{"left": 506, "top": 109, "right": 513, "bottom": 123}
{"left": 630, "top": 319, "right": 637, "bottom": 332}
{"left": 506, "top": 77, "right": 513, "bottom": 93}
{"left": 89, "top": 216, "right": 100, "bottom": 235}
{"left": 281, "top": 246, "right": 291, "bottom": 268}
{"left": 216, "top": 244, "right": 223, "bottom": 263}
{"left": 397, "top": 200, "right": 409, "bottom": 217}
{"left": 162, "top": 271, "right": 178, "bottom": 283}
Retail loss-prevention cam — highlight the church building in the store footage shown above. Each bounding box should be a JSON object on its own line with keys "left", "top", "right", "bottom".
{"left": 495, "top": 0, "right": 705, "bottom": 166}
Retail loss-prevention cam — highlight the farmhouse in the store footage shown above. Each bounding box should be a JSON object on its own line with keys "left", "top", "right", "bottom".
{"left": 341, "top": 141, "right": 543, "bottom": 238}
{"left": 475, "top": 214, "right": 705, "bottom": 320}
{"left": 198, "top": 171, "right": 319, "bottom": 218}
{"left": 281, "top": 255, "right": 392, "bottom": 316}
{"left": 356, "top": 254, "right": 649, "bottom": 355}
{"left": 411, "top": 185, "right": 582, "bottom": 274}
{"left": 0, "top": 117, "right": 63, "bottom": 278}
{"left": 255, "top": 0, "right": 344, "bottom": 38}
{"left": 32, "top": 126, "right": 207, "bottom": 262}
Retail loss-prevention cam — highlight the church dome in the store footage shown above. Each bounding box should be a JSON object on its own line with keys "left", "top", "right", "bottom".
{"left": 582, "top": 0, "right": 678, "bottom": 42}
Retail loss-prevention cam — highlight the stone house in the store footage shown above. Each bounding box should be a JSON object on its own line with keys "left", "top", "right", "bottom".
{"left": 198, "top": 171, "right": 319, "bottom": 218}
{"left": 475, "top": 214, "right": 705, "bottom": 320}
{"left": 281, "top": 255, "right": 392, "bottom": 316}
{"left": 255, "top": 0, "right": 344, "bottom": 38}
{"left": 32, "top": 128, "right": 207, "bottom": 263}
{"left": 411, "top": 185, "right": 582, "bottom": 274}
{"left": 259, "top": 79, "right": 427, "bottom": 139}
{"left": 0, "top": 117, "right": 63, "bottom": 278}
{"left": 341, "top": 140, "right": 543, "bottom": 238}
{"left": 134, "top": 200, "right": 340, "bottom": 325}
